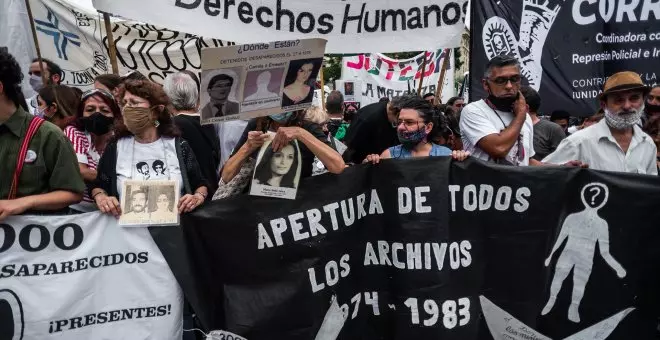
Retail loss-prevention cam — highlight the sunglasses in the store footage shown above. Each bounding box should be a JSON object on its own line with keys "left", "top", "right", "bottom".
{"left": 489, "top": 75, "right": 521, "bottom": 86}
{"left": 81, "top": 88, "right": 115, "bottom": 102}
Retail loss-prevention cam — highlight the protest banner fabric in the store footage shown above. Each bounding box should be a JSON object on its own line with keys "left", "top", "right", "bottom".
{"left": 0, "top": 212, "right": 183, "bottom": 339}
{"left": 341, "top": 50, "right": 455, "bottom": 106}
{"left": 91, "top": 0, "right": 468, "bottom": 53}
{"left": 178, "top": 158, "right": 660, "bottom": 339}
{"left": 199, "top": 38, "right": 327, "bottom": 123}
{"left": 25, "top": 0, "right": 232, "bottom": 89}
{"left": 470, "top": 0, "right": 660, "bottom": 116}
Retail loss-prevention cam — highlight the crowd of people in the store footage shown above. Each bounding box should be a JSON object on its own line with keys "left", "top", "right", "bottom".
{"left": 2, "top": 50, "right": 659, "bottom": 222}
{"left": 2, "top": 44, "right": 660, "bottom": 338}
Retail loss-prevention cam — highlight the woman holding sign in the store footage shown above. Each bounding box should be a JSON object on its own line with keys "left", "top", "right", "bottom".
{"left": 90, "top": 80, "right": 208, "bottom": 218}
{"left": 364, "top": 96, "right": 470, "bottom": 163}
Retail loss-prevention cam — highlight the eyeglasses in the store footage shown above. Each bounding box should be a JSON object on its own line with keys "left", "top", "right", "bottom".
{"left": 397, "top": 119, "right": 425, "bottom": 129}
{"left": 81, "top": 88, "right": 115, "bottom": 103}
{"left": 489, "top": 75, "right": 521, "bottom": 86}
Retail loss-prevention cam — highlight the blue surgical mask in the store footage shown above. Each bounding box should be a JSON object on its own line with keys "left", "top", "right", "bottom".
{"left": 270, "top": 112, "right": 294, "bottom": 123}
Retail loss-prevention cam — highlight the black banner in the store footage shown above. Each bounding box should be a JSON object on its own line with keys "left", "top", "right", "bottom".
{"left": 470, "top": 0, "right": 660, "bottom": 117}
{"left": 172, "top": 158, "right": 660, "bottom": 339}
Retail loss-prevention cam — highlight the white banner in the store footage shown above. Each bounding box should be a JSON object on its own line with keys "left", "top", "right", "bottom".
{"left": 0, "top": 212, "right": 182, "bottom": 339}
{"left": 341, "top": 50, "right": 455, "bottom": 106}
{"left": 91, "top": 0, "right": 468, "bottom": 53}
{"left": 27, "top": 0, "right": 233, "bottom": 89}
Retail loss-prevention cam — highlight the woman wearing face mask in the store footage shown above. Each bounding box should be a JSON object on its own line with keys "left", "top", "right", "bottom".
{"left": 218, "top": 110, "right": 345, "bottom": 195}
{"left": 363, "top": 96, "right": 470, "bottom": 164}
{"left": 64, "top": 89, "right": 121, "bottom": 212}
{"left": 90, "top": 80, "right": 209, "bottom": 218}
{"left": 282, "top": 59, "right": 319, "bottom": 106}
{"left": 36, "top": 85, "right": 79, "bottom": 129}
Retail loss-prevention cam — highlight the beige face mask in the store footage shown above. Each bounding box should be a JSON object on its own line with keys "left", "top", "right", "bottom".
{"left": 123, "top": 106, "right": 155, "bottom": 134}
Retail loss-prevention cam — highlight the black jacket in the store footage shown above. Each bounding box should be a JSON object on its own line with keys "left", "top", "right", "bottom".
{"left": 92, "top": 137, "right": 208, "bottom": 197}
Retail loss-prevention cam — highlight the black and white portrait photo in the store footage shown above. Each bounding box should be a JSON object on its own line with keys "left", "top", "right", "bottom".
{"left": 200, "top": 67, "right": 243, "bottom": 123}
{"left": 281, "top": 58, "right": 322, "bottom": 108}
{"left": 120, "top": 180, "right": 180, "bottom": 226}
{"left": 241, "top": 68, "right": 285, "bottom": 112}
{"left": 250, "top": 139, "right": 302, "bottom": 200}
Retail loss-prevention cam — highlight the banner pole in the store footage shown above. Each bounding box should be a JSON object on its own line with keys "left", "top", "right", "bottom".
{"left": 102, "top": 12, "right": 120, "bottom": 75}
{"left": 320, "top": 62, "right": 326, "bottom": 109}
{"left": 416, "top": 51, "right": 428, "bottom": 95}
{"left": 24, "top": 0, "right": 47, "bottom": 85}
{"left": 434, "top": 49, "right": 451, "bottom": 105}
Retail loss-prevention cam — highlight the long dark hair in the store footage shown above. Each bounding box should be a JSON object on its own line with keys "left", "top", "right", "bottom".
{"left": 71, "top": 89, "right": 123, "bottom": 132}
{"left": 38, "top": 85, "right": 79, "bottom": 128}
{"left": 284, "top": 58, "right": 321, "bottom": 88}
{"left": 115, "top": 80, "right": 180, "bottom": 139}
{"left": 253, "top": 142, "right": 300, "bottom": 188}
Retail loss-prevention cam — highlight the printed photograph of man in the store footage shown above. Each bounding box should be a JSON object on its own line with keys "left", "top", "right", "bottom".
{"left": 121, "top": 186, "right": 151, "bottom": 223}
{"left": 201, "top": 68, "right": 241, "bottom": 120}
{"left": 344, "top": 82, "right": 354, "bottom": 96}
{"left": 282, "top": 58, "right": 322, "bottom": 107}
{"left": 136, "top": 162, "right": 150, "bottom": 180}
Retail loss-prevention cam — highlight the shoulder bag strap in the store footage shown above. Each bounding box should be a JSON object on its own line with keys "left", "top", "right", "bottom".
{"left": 175, "top": 137, "right": 192, "bottom": 194}
{"left": 8, "top": 116, "right": 45, "bottom": 199}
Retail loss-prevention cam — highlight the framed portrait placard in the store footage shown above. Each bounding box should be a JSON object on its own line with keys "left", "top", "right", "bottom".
{"left": 250, "top": 135, "right": 302, "bottom": 200}
{"left": 119, "top": 180, "right": 180, "bottom": 226}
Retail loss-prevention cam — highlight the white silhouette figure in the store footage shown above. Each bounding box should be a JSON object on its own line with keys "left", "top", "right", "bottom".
{"left": 542, "top": 183, "right": 626, "bottom": 323}
{"left": 482, "top": 0, "right": 563, "bottom": 90}
{"left": 314, "top": 295, "right": 348, "bottom": 340}
{"left": 244, "top": 71, "right": 279, "bottom": 101}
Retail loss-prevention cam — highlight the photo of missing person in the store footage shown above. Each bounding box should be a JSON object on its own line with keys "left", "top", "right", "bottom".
{"left": 201, "top": 67, "right": 242, "bottom": 120}
{"left": 136, "top": 162, "right": 151, "bottom": 180}
{"left": 344, "top": 81, "right": 354, "bottom": 96}
{"left": 242, "top": 68, "right": 285, "bottom": 112}
{"left": 250, "top": 139, "right": 302, "bottom": 200}
{"left": 119, "top": 180, "right": 180, "bottom": 226}
{"left": 281, "top": 58, "right": 322, "bottom": 107}
{"left": 149, "top": 186, "right": 177, "bottom": 223}
{"left": 121, "top": 185, "right": 151, "bottom": 223}
{"left": 152, "top": 160, "right": 166, "bottom": 176}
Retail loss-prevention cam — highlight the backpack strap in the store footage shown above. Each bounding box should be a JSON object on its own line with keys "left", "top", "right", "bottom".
{"left": 8, "top": 116, "right": 45, "bottom": 199}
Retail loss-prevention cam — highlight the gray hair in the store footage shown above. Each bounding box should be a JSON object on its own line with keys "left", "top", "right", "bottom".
{"left": 163, "top": 72, "right": 198, "bottom": 111}
{"left": 484, "top": 55, "right": 520, "bottom": 79}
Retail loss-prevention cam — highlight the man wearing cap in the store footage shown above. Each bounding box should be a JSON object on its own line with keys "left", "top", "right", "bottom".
{"left": 543, "top": 71, "right": 657, "bottom": 174}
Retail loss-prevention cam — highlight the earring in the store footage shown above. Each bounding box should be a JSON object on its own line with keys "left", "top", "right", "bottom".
{"left": 154, "top": 120, "right": 160, "bottom": 127}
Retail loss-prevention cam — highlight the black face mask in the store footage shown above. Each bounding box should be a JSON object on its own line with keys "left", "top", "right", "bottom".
{"left": 327, "top": 119, "right": 342, "bottom": 135}
{"left": 646, "top": 103, "right": 660, "bottom": 115}
{"left": 344, "top": 111, "right": 355, "bottom": 122}
{"left": 487, "top": 92, "right": 519, "bottom": 112}
{"left": 81, "top": 112, "right": 114, "bottom": 135}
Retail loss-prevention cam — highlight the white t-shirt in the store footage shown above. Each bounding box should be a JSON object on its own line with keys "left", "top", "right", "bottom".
{"left": 459, "top": 99, "right": 535, "bottom": 166}
{"left": 116, "top": 137, "right": 183, "bottom": 197}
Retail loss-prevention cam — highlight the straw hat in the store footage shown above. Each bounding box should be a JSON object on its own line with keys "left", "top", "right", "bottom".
{"left": 599, "top": 71, "right": 649, "bottom": 99}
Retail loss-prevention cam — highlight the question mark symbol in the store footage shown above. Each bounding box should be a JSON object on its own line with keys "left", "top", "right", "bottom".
{"left": 296, "top": 39, "right": 300, "bottom": 46}
{"left": 588, "top": 186, "right": 601, "bottom": 206}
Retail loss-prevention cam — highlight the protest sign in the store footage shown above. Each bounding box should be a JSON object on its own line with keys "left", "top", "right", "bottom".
{"left": 250, "top": 136, "right": 302, "bottom": 200}
{"left": 341, "top": 50, "right": 455, "bottom": 107}
{"left": 470, "top": 0, "right": 660, "bottom": 116}
{"left": 334, "top": 80, "right": 363, "bottom": 103}
{"left": 199, "top": 38, "right": 327, "bottom": 124}
{"left": 0, "top": 212, "right": 183, "bottom": 339}
{"left": 91, "top": 0, "right": 468, "bottom": 53}
{"left": 177, "top": 158, "right": 660, "bottom": 339}
{"left": 21, "top": 0, "right": 232, "bottom": 90}
{"left": 119, "top": 180, "right": 180, "bottom": 226}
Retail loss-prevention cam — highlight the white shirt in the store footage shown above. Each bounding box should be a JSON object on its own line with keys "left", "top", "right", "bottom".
{"left": 116, "top": 137, "right": 183, "bottom": 196}
{"left": 543, "top": 120, "right": 658, "bottom": 175}
{"left": 215, "top": 119, "right": 249, "bottom": 169}
{"left": 27, "top": 94, "right": 38, "bottom": 115}
{"left": 460, "top": 99, "right": 535, "bottom": 166}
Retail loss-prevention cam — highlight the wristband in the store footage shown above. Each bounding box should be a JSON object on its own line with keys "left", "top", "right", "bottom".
{"left": 92, "top": 191, "right": 107, "bottom": 199}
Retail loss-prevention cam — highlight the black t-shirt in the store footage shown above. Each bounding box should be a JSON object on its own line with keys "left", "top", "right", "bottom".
{"left": 342, "top": 101, "right": 399, "bottom": 164}
{"left": 173, "top": 114, "right": 220, "bottom": 195}
{"left": 232, "top": 118, "right": 330, "bottom": 179}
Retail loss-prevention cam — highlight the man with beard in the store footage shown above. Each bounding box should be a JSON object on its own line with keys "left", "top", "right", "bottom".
{"left": 459, "top": 55, "right": 537, "bottom": 166}
{"left": 122, "top": 189, "right": 150, "bottom": 222}
{"left": 544, "top": 72, "right": 657, "bottom": 174}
